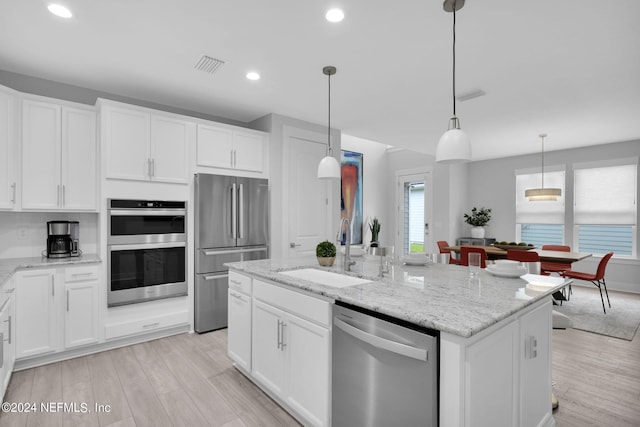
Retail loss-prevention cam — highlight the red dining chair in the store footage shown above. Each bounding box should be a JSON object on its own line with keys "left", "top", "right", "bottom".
{"left": 562, "top": 252, "right": 614, "bottom": 314}
{"left": 460, "top": 246, "right": 487, "bottom": 268}
{"left": 541, "top": 244, "right": 572, "bottom": 299}
{"left": 507, "top": 250, "right": 540, "bottom": 262}
{"left": 437, "top": 240, "right": 461, "bottom": 265}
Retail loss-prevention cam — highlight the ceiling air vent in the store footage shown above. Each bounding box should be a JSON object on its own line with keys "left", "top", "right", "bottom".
{"left": 194, "top": 55, "right": 225, "bottom": 74}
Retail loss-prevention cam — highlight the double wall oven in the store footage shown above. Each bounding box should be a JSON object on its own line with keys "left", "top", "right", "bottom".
{"left": 107, "top": 199, "right": 187, "bottom": 307}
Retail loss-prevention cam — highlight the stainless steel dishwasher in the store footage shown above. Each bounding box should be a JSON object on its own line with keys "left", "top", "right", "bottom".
{"left": 332, "top": 302, "right": 439, "bottom": 427}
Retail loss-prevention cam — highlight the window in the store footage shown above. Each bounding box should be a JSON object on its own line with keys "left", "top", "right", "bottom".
{"left": 574, "top": 160, "right": 637, "bottom": 256}
{"left": 515, "top": 169, "right": 565, "bottom": 245}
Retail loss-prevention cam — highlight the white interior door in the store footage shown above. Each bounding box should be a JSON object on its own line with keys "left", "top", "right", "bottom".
{"left": 396, "top": 171, "right": 433, "bottom": 256}
{"left": 286, "top": 130, "right": 332, "bottom": 256}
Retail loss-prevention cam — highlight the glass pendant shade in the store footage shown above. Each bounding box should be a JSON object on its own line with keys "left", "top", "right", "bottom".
{"left": 436, "top": 118, "right": 471, "bottom": 163}
{"left": 317, "top": 155, "right": 341, "bottom": 179}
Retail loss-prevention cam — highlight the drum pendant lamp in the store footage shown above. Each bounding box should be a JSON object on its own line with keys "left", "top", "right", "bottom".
{"left": 436, "top": 0, "right": 472, "bottom": 163}
{"left": 525, "top": 134, "right": 562, "bottom": 201}
{"left": 317, "top": 66, "right": 341, "bottom": 179}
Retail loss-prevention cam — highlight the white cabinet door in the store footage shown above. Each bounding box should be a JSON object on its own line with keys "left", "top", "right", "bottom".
{"left": 65, "top": 281, "right": 99, "bottom": 349}
{"left": 233, "top": 131, "right": 264, "bottom": 172}
{"left": 21, "top": 100, "right": 61, "bottom": 209}
{"left": 0, "top": 288, "right": 15, "bottom": 398}
{"left": 15, "top": 269, "right": 59, "bottom": 359}
{"left": 197, "top": 124, "right": 233, "bottom": 169}
{"left": 150, "top": 115, "right": 191, "bottom": 183}
{"left": 519, "top": 302, "right": 552, "bottom": 427}
{"left": 285, "top": 312, "right": 329, "bottom": 427}
{"left": 228, "top": 289, "right": 251, "bottom": 371}
{"left": 252, "top": 299, "right": 286, "bottom": 396}
{"left": 0, "top": 89, "right": 18, "bottom": 210}
{"left": 61, "top": 107, "right": 97, "bottom": 210}
{"left": 466, "top": 321, "right": 519, "bottom": 427}
{"left": 104, "top": 106, "right": 150, "bottom": 181}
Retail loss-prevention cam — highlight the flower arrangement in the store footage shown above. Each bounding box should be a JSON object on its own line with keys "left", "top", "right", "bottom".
{"left": 464, "top": 207, "right": 492, "bottom": 227}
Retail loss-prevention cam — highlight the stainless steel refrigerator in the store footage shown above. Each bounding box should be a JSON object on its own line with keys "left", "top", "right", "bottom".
{"left": 194, "top": 173, "right": 269, "bottom": 333}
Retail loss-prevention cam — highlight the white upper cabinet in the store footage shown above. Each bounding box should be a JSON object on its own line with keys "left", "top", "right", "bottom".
{"left": 101, "top": 100, "right": 192, "bottom": 184}
{"left": 0, "top": 87, "right": 18, "bottom": 210}
{"left": 21, "top": 98, "right": 97, "bottom": 211}
{"left": 197, "top": 124, "right": 267, "bottom": 174}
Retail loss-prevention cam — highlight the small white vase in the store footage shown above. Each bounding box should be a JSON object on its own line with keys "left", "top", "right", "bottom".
{"left": 470, "top": 226, "right": 485, "bottom": 239}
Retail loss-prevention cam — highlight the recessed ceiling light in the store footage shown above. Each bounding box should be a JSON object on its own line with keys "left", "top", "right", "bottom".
{"left": 325, "top": 8, "right": 344, "bottom": 23}
{"left": 48, "top": 4, "right": 73, "bottom": 18}
{"left": 246, "top": 72, "right": 260, "bottom": 81}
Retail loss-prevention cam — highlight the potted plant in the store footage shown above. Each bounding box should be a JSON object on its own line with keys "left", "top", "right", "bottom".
{"left": 464, "top": 207, "right": 492, "bottom": 238}
{"left": 369, "top": 217, "right": 381, "bottom": 247}
{"left": 316, "top": 240, "right": 337, "bottom": 266}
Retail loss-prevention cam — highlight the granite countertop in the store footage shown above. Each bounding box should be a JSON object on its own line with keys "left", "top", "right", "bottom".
{"left": 0, "top": 254, "right": 101, "bottom": 287}
{"left": 226, "top": 255, "right": 569, "bottom": 338}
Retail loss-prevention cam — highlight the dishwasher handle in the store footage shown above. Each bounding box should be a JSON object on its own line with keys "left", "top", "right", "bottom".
{"left": 334, "top": 317, "right": 428, "bottom": 361}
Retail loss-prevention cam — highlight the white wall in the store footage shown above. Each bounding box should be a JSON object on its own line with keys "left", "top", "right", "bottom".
{"left": 467, "top": 139, "right": 640, "bottom": 293}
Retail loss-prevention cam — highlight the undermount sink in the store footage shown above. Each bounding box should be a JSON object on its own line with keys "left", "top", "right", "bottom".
{"left": 279, "top": 268, "right": 371, "bottom": 288}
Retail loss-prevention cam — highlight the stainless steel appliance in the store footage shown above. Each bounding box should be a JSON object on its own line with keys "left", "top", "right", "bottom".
{"left": 46, "top": 221, "right": 80, "bottom": 258}
{"left": 107, "top": 199, "right": 187, "bottom": 307}
{"left": 332, "top": 302, "right": 439, "bottom": 427}
{"left": 195, "top": 173, "right": 268, "bottom": 333}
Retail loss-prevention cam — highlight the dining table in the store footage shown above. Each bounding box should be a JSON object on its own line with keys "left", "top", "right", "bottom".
{"left": 444, "top": 245, "right": 592, "bottom": 265}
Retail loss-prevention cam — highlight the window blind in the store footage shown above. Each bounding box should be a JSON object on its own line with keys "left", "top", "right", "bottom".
{"left": 515, "top": 170, "right": 565, "bottom": 224}
{"left": 574, "top": 163, "right": 637, "bottom": 225}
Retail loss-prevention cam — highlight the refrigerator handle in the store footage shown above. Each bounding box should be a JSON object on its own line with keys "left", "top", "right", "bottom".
{"left": 238, "top": 183, "right": 245, "bottom": 239}
{"left": 231, "top": 182, "right": 237, "bottom": 239}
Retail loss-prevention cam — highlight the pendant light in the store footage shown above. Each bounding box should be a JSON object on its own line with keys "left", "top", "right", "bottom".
{"left": 317, "top": 66, "right": 341, "bottom": 179}
{"left": 525, "top": 134, "right": 562, "bottom": 201}
{"left": 435, "top": 0, "right": 472, "bottom": 164}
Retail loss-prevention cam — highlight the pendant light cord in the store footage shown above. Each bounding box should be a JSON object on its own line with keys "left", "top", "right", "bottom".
{"left": 327, "top": 72, "right": 332, "bottom": 156}
{"left": 540, "top": 134, "right": 545, "bottom": 188}
{"left": 452, "top": 5, "right": 456, "bottom": 117}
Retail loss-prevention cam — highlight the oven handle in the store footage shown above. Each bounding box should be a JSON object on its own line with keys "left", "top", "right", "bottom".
{"left": 333, "top": 317, "right": 428, "bottom": 361}
{"left": 108, "top": 209, "right": 186, "bottom": 216}
{"left": 109, "top": 242, "right": 186, "bottom": 251}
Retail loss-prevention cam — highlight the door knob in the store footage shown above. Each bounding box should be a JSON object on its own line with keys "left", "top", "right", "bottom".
{"left": 290, "top": 243, "right": 302, "bottom": 248}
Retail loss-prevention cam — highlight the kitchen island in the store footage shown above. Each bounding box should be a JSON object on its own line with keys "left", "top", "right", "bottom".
{"left": 227, "top": 255, "right": 565, "bottom": 427}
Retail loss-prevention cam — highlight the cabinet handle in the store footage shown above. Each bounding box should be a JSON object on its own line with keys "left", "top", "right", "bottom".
{"left": 4, "top": 288, "right": 15, "bottom": 294}
{"left": 7, "top": 315, "right": 11, "bottom": 344}
{"left": 142, "top": 322, "right": 160, "bottom": 329}
{"left": 0, "top": 332, "right": 3, "bottom": 368}
{"left": 10, "top": 182, "right": 16, "bottom": 204}
{"left": 52, "top": 282, "right": 55, "bottom": 297}
{"left": 229, "top": 279, "right": 241, "bottom": 285}
{"left": 62, "top": 185, "right": 66, "bottom": 206}
{"left": 57, "top": 185, "right": 61, "bottom": 207}
{"left": 71, "top": 272, "right": 93, "bottom": 278}
{"left": 229, "top": 291, "right": 244, "bottom": 301}
{"left": 277, "top": 320, "right": 282, "bottom": 350}
{"left": 151, "top": 158, "right": 156, "bottom": 177}
{"left": 230, "top": 150, "right": 234, "bottom": 167}
{"left": 280, "top": 322, "right": 287, "bottom": 350}
{"left": 233, "top": 149, "right": 237, "bottom": 167}
{"left": 147, "top": 158, "right": 153, "bottom": 178}
{"left": 66, "top": 290, "right": 70, "bottom": 312}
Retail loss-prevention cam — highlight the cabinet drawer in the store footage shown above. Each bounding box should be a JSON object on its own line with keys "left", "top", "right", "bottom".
{"left": 229, "top": 271, "right": 252, "bottom": 295}
{"left": 253, "top": 279, "right": 330, "bottom": 327}
{"left": 64, "top": 265, "right": 99, "bottom": 283}
{"left": 104, "top": 310, "right": 188, "bottom": 340}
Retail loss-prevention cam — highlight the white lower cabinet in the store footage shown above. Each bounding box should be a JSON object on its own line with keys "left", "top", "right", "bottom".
{"left": 1, "top": 278, "right": 16, "bottom": 400}
{"left": 15, "top": 265, "right": 100, "bottom": 360}
{"left": 64, "top": 266, "right": 100, "bottom": 349}
{"left": 250, "top": 279, "right": 330, "bottom": 427}
{"left": 228, "top": 275, "right": 252, "bottom": 372}
{"left": 440, "top": 299, "right": 553, "bottom": 427}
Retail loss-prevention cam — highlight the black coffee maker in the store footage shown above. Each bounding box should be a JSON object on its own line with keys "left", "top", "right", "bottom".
{"left": 46, "top": 221, "right": 80, "bottom": 258}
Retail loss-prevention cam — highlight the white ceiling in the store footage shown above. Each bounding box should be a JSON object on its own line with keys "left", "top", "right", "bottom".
{"left": 1, "top": 0, "right": 639, "bottom": 160}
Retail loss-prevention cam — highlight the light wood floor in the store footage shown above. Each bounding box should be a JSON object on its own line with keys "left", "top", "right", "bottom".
{"left": 2, "top": 290, "right": 639, "bottom": 427}
{"left": 551, "top": 287, "right": 640, "bottom": 427}
{"left": 0, "top": 330, "right": 301, "bottom": 427}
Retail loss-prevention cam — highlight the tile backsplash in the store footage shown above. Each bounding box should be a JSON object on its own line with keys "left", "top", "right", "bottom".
{"left": 0, "top": 212, "right": 98, "bottom": 258}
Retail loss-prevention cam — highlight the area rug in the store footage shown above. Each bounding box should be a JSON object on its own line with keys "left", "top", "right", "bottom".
{"left": 555, "top": 286, "right": 640, "bottom": 341}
